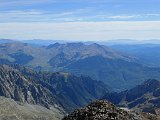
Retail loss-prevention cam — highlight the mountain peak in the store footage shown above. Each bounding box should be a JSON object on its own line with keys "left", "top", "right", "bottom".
{"left": 46, "top": 42, "right": 61, "bottom": 49}
{"left": 90, "top": 43, "right": 101, "bottom": 46}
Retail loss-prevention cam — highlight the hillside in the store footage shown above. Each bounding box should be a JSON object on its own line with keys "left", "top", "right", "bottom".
{"left": 103, "top": 79, "right": 160, "bottom": 115}
{"left": 0, "top": 96, "right": 63, "bottom": 120}
{"left": 0, "top": 64, "right": 109, "bottom": 112}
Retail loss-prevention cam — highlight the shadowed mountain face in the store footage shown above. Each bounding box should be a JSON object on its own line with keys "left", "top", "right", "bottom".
{"left": 63, "top": 100, "right": 159, "bottom": 120}
{"left": 1, "top": 42, "right": 160, "bottom": 91}
{"left": 0, "top": 64, "right": 109, "bottom": 112}
{"left": 44, "top": 72, "right": 109, "bottom": 111}
{"left": 103, "top": 79, "right": 160, "bottom": 115}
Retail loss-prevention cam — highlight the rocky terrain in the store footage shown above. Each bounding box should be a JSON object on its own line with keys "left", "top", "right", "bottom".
{"left": 63, "top": 100, "right": 159, "bottom": 120}
{"left": 103, "top": 79, "right": 160, "bottom": 115}
{"left": 0, "top": 96, "right": 63, "bottom": 120}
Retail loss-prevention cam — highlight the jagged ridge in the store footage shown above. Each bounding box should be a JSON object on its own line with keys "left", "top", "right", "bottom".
{"left": 103, "top": 79, "right": 160, "bottom": 115}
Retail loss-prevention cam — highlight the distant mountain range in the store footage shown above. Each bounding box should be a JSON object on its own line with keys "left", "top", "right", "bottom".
{"left": 103, "top": 79, "right": 160, "bottom": 115}
{"left": 110, "top": 44, "right": 160, "bottom": 67}
{"left": 1, "top": 41, "right": 160, "bottom": 91}
{"left": 1, "top": 38, "right": 160, "bottom": 46}
{"left": 0, "top": 39, "right": 17, "bottom": 44}
{"left": 104, "top": 39, "right": 160, "bottom": 45}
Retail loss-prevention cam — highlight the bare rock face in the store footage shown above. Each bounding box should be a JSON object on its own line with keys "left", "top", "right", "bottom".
{"left": 0, "top": 65, "right": 58, "bottom": 108}
{"left": 0, "top": 65, "right": 65, "bottom": 120}
{"left": 63, "top": 100, "right": 159, "bottom": 120}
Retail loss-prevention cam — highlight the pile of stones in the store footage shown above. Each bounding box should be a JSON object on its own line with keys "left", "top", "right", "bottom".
{"left": 63, "top": 100, "right": 159, "bottom": 120}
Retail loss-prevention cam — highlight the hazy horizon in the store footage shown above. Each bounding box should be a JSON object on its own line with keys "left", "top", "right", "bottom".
{"left": 2, "top": 38, "right": 160, "bottom": 45}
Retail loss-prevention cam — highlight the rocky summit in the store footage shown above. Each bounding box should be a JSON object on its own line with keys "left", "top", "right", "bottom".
{"left": 63, "top": 100, "right": 159, "bottom": 120}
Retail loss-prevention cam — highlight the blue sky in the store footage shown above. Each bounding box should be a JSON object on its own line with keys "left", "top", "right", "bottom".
{"left": 0, "top": 0, "right": 160, "bottom": 41}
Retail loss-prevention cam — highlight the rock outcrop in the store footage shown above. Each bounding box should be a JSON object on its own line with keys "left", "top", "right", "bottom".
{"left": 63, "top": 100, "right": 159, "bottom": 120}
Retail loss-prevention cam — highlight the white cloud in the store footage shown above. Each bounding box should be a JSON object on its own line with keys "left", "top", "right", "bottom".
{"left": 0, "top": 21, "right": 160, "bottom": 41}
{"left": 1, "top": 9, "right": 160, "bottom": 23}
{"left": 95, "top": 14, "right": 160, "bottom": 20}
{"left": 0, "top": 0, "right": 51, "bottom": 7}
{"left": 106, "top": 15, "right": 141, "bottom": 19}
{"left": 0, "top": 8, "right": 93, "bottom": 22}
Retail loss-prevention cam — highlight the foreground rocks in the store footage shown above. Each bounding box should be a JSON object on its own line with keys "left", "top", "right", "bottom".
{"left": 63, "top": 100, "right": 160, "bottom": 120}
